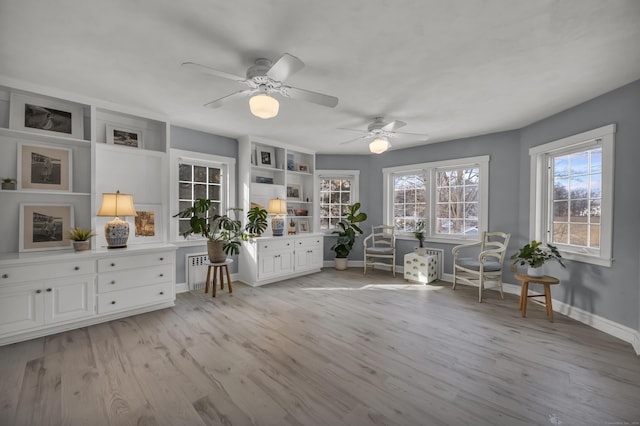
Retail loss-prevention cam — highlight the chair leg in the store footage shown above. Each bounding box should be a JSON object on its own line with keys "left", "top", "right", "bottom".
{"left": 392, "top": 254, "right": 396, "bottom": 277}
{"left": 478, "top": 275, "right": 484, "bottom": 302}
{"left": 498, "top": 277, "right": 504, "bottom": 299}
{"left": 363, "top": 256, "right": 367, "bottom": 275}
{"left": 452, "top": 267, "right": 457, "bottom": 290}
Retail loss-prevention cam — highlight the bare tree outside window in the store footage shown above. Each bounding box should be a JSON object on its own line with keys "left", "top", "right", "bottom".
{"left": 435, "top": 168, "right": 479, "bottom": 235}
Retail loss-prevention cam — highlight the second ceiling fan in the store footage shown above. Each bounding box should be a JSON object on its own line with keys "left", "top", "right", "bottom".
{"left": 182, "top": 53, "right": 338, "bottom": 119}
{"left": 339, "top": 117, "right": 429, "bottom": 154}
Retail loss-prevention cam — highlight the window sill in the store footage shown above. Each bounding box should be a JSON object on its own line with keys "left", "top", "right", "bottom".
{"left": 395, "top": 234, "right": 480, "bottom": 245}
{"left": 559, "top": 251, "right": 612, "bottom": 268}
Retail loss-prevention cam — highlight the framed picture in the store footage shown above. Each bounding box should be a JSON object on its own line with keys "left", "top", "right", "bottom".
{"left": 287, "top": 153, "right": 295, "bottom": 171}
{"left": 106, "top": 124, "right": 144, "bottom": 149}
{"left": 256, "top": 176, "right": 274, "bottom": 184}
{"left": 127, "top": 203, "right": 162, "bottom": 244}
{"left": 9, "top": 93, "right": 84, "bottom": 139}
{"left": 20, "top": 203, "right": 74, "bottom": 252}
{"left": 287, "top": 183, "right": 302, "bottom": 201}
{"left": 287, "top": 208, "right": 295, "bottom": 215}
{"left": 257, "top": 146, "right": 276, "bottom": 168}
{"left": 18, "top": 143, "right": 72, "bottom": 191}
{"left": 298, "top": 164, "right": 309, "bottom": 173}
{"left": 298, "top": 220, "right": 310, "bottom": 233}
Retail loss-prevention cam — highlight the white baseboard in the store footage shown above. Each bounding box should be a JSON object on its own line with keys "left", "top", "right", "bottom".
{"left": 176, "top": 273, "right": 240, "bottom": 294}
{"left": 634, "top": 331, "right": 640, "bottom": 355}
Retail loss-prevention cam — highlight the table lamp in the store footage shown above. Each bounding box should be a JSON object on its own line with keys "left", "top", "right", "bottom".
{"left": 97, "top": 190, "right": 137, "bottom": 248}
{"left": 267, "top": 198, "right": 287, "bottom": 237}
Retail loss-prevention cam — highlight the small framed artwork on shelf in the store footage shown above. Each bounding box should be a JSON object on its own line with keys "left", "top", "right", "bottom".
{"left": 257, "top": 145, "right": 276, "bottom": 168}
{"left": 287, "top": 153, "right": 295, "bottom": 171}
{"left": 106, "top": 124, "right": 144, "bottom": 149}
{"left": 19, "top": 203, "right": 74, "bottom": 252}
{"left": 9, "top": 93, "right": 84, "bottom": 139}
{"left": 297, "top": 164, "right": 310, "bottom": 173}
{"left": 298, "top": 220, "right": 310, "bottom": 233}
{"left": 287, "top": 208, "right": 295, "bottom": 215}
{"left": 18, "top": 142, "right": 72, "bottom": 192}
{"left": 287, "top": 183, "right": 302, "bottom": 201}
{"left": 128, "top": 203, "right": 162, "bottom": 244}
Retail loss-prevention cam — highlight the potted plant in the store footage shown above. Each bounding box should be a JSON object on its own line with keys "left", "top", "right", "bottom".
{"left": 511, "top": 240, "right": 565, "bottom": 277}
{"left": 173, "top": 199, "right": 244, "bottom": 263}
{"left": 1, "top": 178, "right": 16, "bottom": 190}
{"left": 414, "top": 220, "right": 426, "bottom": 255}
{"left": 331, "top": 202, "right": 367, "bottom": 270}
{"left": 65, "top": 227, "right": 96, "bottom": 251}
{"left": 245, "top": 206, "right": 268, "bottom": 237}
{"left": 288, "top": 218, "right": 296, "bottom": 235}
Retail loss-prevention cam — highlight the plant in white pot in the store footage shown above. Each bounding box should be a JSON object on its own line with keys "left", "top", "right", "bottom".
{"left": 414, "top": 220, "right": 426, "bottom": 255}
{"left": 65, "top": 227, "right": 96, "bottom": 251}
{"left": 174, "top": 199, "right": 244, "bottom": 263}
{"left": 510, "top": 240, "right": 565, "bottom": 277}
{"left": 330, "top": 202, "right": 367, "bottom": 270}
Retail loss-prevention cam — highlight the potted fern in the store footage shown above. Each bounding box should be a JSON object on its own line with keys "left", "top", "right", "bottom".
{"left": 511, "top": 240, "right": 565, "bottom": 277}
{"left": 66, "top": 227, "right": 96, "bottom": 251}
{"left": 331, "top": 202, "right": 367, "bottom": 270}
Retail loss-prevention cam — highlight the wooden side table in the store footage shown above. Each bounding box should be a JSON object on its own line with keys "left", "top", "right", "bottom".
{"left": 204, "top": 259, "right": 234, "bottom": 297}
{"left": 514, "top": 273, "right": 560, "bottom": 322}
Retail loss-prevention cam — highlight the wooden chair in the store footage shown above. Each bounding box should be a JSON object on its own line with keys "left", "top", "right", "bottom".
{"left": 452, "top": 231, "right": 511, "bottom": 302}
{"left": 363, "top": 225, "right": 396, "bottom": 276}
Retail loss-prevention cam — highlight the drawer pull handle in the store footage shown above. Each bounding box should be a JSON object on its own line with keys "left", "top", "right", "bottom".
{"left": 160, "top": 257, "right": 164, "bottom": 261}
{"left": 2, "top": 274, "right": 8, "bottom": 279}
{"left": 110, "top": 280, "right": 116, "bottom": 285}
{"left": 159, "top": 274, "right": 164, "bottom": 277}
{"left": 36, "top": 289, "right": 42, "bottom": 294}
{"left": 159, "top": 291, "right": 164, "bottom": 295}
{"left": 287, "top": 243, "right": 290, "bottom": 246}
{"left": 46, "top": 288, "right": 52, "bottom": 292}
{"left": 111, "top": 301, "right": 116, "bottom": 305}
{"left": 110, "top": 263, "right": 116, "bottom": 267}
{"left": 74, "top": 266, "right": 80, "bottom": 271}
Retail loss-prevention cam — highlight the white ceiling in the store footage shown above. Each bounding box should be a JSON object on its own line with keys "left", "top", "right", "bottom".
{"left": 1, "top": 0, "right": 639, "bottom": 154}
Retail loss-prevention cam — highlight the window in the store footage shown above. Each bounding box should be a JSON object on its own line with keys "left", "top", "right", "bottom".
{"left": 317, "top": 170, "right": 360, "bottom": 231}
{"left": 170, "top": 149, "right": 236, "bottom": 243}
{"left": 383, "top": 156, "right": 488, "bottom": 242}
{"left": 529, "top": 124, "right": 615, "bottom": 267}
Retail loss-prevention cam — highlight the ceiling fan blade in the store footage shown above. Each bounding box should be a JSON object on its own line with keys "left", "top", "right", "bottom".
{"left": 204, "top": 90, "right": 254, "bottom": 109}
{"left": 339, "top": 134, "right": 371, "bottom": 145}
{"left": 382, "top": 120, "right": 407, "bottom": 132}
{"left": 267, "top": 53, "right": 305, "bottom": 82}
{"left": 182, "top": 62, "right": 246, "bottom": 83}
{"left": 337, "top": 127, "right": 369, "bottom": 134}
{"left": 284, "top": 86, "right": 339, "bottom": 108}
{"left": 395, "top": 131, "right": 430, "bottom": 138}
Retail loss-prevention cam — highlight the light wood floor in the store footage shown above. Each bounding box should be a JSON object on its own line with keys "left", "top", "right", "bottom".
{"left": 1, "top": 268, "right": 639, "bottom": 425}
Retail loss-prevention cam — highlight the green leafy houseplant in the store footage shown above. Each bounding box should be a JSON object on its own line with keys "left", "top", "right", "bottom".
{"left": 511, "top": 240, "right": 565, "bottom": 268}
{"left": 65, "top": 227, "right": 96, "bottom": 241}
{"left": 331, "top": 202, "right": 368, "bottom": 259}
{"left": 173, "top": 199, "right": 245, "bottom": 261}
{"left": 414, "top": 220, "right": 425, "bottom": 248}
{"left": 245, "top": 206, "right": 268, "bottom": 237}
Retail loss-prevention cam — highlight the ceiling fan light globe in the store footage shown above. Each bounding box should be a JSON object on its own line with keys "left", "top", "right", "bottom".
{"left": 249, "top": 94, "right": 279, "bottom": 119}
{"left": 369, "top": 138, "right": 390, "bottom": 154}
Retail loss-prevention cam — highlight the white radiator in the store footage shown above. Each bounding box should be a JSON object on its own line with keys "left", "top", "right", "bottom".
{"left": 186, "top": 253, "right": 209, "bottom": 291}
{"left": 422, "top": 248, "right": 445, "bottom": 279}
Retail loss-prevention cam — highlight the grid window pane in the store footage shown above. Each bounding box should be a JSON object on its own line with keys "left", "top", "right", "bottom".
{"left": 435, "top": 167, "right": 479, "bottom": 235}
{"left": 319, "top": 177, "right": 355, "bottom": 230}
{"left": 392, "top": 172, "right": 427, "bottom": 232}
{"left": 177, "top": 162, "right": 226, "bottom": 238}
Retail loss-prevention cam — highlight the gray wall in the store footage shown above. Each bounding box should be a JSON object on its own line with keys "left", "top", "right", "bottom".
{"left": 519, "top": 79, "right": 640, "bottom": 329}
{"left": 319, "top": 79, "right": 640, "bottom": 330}
{"left": 170, "top": 126, "right": 239, "bottom": 282}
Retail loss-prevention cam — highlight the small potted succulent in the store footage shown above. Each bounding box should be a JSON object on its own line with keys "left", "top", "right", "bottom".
{"left": 66, "top": 227, "right": 96, "bottom": 251}
{"left": 511, "top": 240, "right": 565, "bottom": 277}
{"left": 1, "top": 178, "right": 16, "bottom": 190}
{"left": 288, "top": 218, "right": 296, "bottom": 235}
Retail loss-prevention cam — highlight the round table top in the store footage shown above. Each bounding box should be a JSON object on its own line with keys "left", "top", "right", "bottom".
{"left": 204, "top": 258, "right": 234, "bottom": 266}
{"left": 514, "top": 273, "right": 559, "bottom": 284}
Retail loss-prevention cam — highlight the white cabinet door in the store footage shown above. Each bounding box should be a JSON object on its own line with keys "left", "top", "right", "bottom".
{"left": 0, "top": 282, "right": 44, "bottom": 335}
{"left": 259, "top": 249, "right": 294, "bottom": 279}
{"left": 44, "top": 275, "right": 96, "bottom": 324}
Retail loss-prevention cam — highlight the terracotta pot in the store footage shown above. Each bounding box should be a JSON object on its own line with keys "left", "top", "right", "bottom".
{"left": 72, "top": 241, "right": 90, "bottom": 252}
{"left": 207, "top": 240, "right": 227, "bottom": 263}
{"left": 334, "top": 258, "right": 348, "bottom": 270}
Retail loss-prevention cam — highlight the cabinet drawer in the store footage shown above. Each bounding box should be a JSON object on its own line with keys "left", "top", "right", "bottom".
{"left": 98, "top": 264, "right": 173, "bottom": 293}
{"left": 97, "top": 282, "right": 173, "bottom": 314}
{"left": 295, "top": 237, "right": 322, "bottom": 249}
{"left": 0, "top": 260, "right": 96, "bottom": 284}
{"left": 98, "top": 251, "right": 173, "bottom": 272}
{"left": 258, "top": 239, "right": 294, "bottom": 252}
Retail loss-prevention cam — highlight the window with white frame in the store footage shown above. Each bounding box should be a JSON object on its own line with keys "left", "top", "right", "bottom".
{"left": 529, "top": 124, "right": 614, "bottom": 267}
{"left": 383, "top": 156, "right": 488, "bottom": 242}
{"left": 317, "top": 170, "right": 359, "bottom": 231}
{"left": 170, "top": 149, "right": 236, "bottom": 242}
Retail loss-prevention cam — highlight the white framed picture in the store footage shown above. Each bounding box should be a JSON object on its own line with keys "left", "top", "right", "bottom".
{"left": 298, "top": 220, "right": 310, "bottom": 233}
{"left": 9, "top": 93, "right": 84, "bottom": 139}
{"left": 19, "top": 203, "right": 74, "bottom": 252}
{"left": 257, "top": 145, "right": 276, "bottom": 168}
{"left": 17, "top": 142, "right": 73, "bottom": 192}
{"left": 287, "top": 183, "right": 302, "bottom": 201}
{"left": 106, "top": 124, "right": 144, "bottom": 149}
{"left": 128, "top": 203, "right": 162, "bottom": 244}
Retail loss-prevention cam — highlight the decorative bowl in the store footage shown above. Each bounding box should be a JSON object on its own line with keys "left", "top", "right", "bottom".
{"left": 294, "top": 209, "right": 308, "bottom": 216}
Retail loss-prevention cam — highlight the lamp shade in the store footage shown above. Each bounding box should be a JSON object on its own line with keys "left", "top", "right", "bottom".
{"left": 267, "top": 198, "right": 287, "bottom": 215}
{"left": 369, "top": 138, "right": 390, "bottom": 154}
{"left": 97, "top": 191, "right": 137, "bottom": 217}
{"left": 97, "top": 191, "right": 137, "bottom": 249}
{"left": 249, "top": 94, "right": 279, "bottom": 119}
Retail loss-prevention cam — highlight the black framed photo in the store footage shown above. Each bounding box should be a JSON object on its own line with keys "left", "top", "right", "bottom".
{"left": 257, "top": 146, "right": 276, "bottom": 168}
{"left": 106, "top": 124, "right": 144, "bottom": 149}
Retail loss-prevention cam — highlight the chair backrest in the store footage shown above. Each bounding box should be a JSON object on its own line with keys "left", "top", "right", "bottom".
{"left": 480, "top": 231, "right": 511, "bottom": 262}
{"left": 368, "top": 225, "right": 395, "bottom": 248}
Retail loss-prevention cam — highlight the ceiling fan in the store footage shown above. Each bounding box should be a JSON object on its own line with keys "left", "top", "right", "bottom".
{"left": 182, "top": 53, "right": 338, "bottom": 119}
{"left": 338, "top": 117, "right": 429, "bottom": 154}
